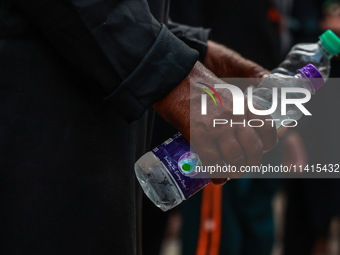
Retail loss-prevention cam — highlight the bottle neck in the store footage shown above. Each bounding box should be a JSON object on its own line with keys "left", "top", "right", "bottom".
{"left": 294, "top": 73, "right": 316, "bottom": 94}
{"left": 317, "top": 40, "right": 334, "bottom": 60}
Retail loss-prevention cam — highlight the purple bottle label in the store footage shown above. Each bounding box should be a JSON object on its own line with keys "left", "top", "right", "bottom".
{"left": 152, "top": 133, "right": 211, "bottom": 199}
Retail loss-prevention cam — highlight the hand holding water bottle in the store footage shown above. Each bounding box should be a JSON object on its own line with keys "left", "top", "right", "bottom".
{"left": 152, "top": 61, "right": 278, "bottom": 184}
{"left": 139, "top": 63, "right": 324, "bottom": 211}
{"left": 204, "top": 40, "right": 270, "bottom": 89}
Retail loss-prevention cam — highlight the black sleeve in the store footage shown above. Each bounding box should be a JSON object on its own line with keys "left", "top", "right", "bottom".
{"left": 12, "top": 0, "right": 199, "bottom": 122}
{"left": 168, "top": 21, "right": 211, "bottom": 62}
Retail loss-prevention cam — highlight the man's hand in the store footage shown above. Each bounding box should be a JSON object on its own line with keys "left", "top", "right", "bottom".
{"left": 153, "top": 62, "right": 278, "bottom": 184}
{"left": 205, "top": 41, "right": 269, "bottom": 89}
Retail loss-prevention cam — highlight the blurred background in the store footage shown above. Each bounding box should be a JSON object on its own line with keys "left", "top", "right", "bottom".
{"left": 143, "top": 0, "right": 340, "bottom": 254}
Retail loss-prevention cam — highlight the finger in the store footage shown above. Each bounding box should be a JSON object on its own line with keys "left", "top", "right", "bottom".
{"left": 192, "top": 138, "right": 226, "bottom": 184}
{"left": 212, "top": 178, "right": 229, "bottom": 185}
{"left": 247, "top": 109, "right": 278, "bottom": 152}
{"left": 248, "top": 61, "right": 270, "bottom": 78}
{"left": 236, "top": 126, "right": 263, "bottom": 166}
{"left": 240, "top": 59, "right": 270, "bottom": 79}
{"left": 217, "top": 135, "right": 246, "bottom": 179}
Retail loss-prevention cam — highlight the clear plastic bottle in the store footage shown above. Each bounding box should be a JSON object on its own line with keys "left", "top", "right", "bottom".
{"left": 251, "top": 64, "right": 324, "bottom": 129}
{"left": 135, "top": 133, "right": 210, "bottom": 211}
{"left": 272, "top": 29, "right": 340, "bottom": 79}
{"left": 135, "top": 64, "right": 324, "bottom": 211}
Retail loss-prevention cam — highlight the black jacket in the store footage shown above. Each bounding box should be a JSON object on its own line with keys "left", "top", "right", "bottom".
{"left": 0, "top": 0, "right": 211, "bottom": 121}
{"left": 0, "top": 0, "right": 209, "bottom": 254}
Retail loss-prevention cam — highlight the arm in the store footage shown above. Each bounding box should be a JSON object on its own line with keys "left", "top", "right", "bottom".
{"left": 13, "top": 0, "right": 278, "bottom": 183}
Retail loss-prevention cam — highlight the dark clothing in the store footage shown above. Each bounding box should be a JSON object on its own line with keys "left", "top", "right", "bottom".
{"left": 3, "top": 0, "right": 200, "bottom": 121}
{"left": 0, "top": 0, "right": 208, "bottom": 254}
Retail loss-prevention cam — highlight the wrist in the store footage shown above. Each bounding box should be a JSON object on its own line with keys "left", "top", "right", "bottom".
{"left": 153, "top": 61, "right": 219, "bottom": 140}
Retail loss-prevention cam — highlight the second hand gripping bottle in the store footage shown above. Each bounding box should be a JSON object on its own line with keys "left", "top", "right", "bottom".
{"left": 135, "top": 64, "right": 324, "bottom": 211}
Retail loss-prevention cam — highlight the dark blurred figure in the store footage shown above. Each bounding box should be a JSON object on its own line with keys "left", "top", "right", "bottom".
{"left": 284, "top": 1, "right": 340, "bottom": 254}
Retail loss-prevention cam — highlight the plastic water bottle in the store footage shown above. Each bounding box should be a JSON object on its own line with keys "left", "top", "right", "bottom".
{"left": 135, "top": 133, "right": 210, "bottom": 211}
{"left": 251, "top": 64, "right": 324, "bottom": 129}
{"left": 272, "top": 29, "right": 340, "bottom": 79}
{"left": 135, "top": 64, "right": 324, "bottom": 211}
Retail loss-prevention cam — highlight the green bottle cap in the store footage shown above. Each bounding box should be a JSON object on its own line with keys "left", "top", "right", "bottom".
{"left": 319, "top": 29, "right": 340, "bottom": 56}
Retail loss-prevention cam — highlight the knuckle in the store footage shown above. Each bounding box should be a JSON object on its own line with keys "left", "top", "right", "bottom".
{"left": 262, "top": 119, "right": 276, "bottom": 132}
{"left": 250, "top": 140, "right": 264, "bottom": 156}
